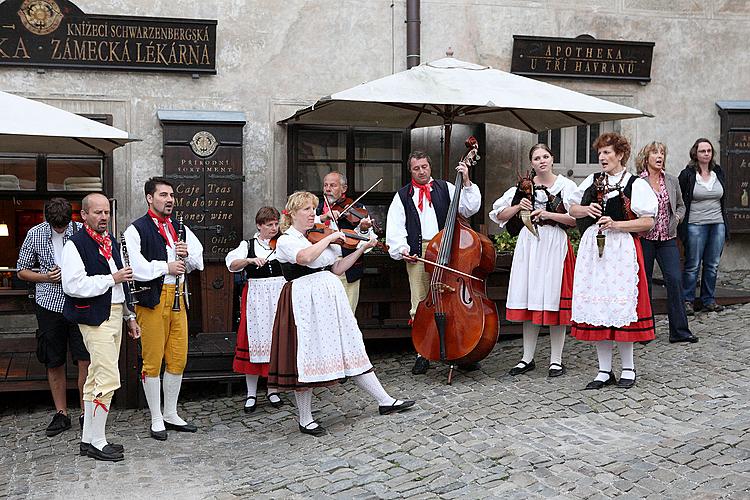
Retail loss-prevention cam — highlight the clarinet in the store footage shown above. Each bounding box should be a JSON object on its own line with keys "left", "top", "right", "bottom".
{"left": 172, "top": 215, "right": 185, "bottom": 312}
{"left": 120, "top": 233, "right": 146, "bottom": 309}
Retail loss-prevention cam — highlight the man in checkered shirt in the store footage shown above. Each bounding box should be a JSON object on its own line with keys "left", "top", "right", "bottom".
{"left": 17, "top": 198, "right": 90, "bottom": 437}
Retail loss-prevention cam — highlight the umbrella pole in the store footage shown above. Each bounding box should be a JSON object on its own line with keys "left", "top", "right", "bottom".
{"left": 442, "top": 121, "right": 452, "bottom": 180}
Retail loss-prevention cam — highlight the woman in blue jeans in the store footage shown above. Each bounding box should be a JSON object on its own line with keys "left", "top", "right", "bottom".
{"left": 636, "top": 142, "right": 698, "bottom": 343}
{"left": 678, "top": 138, "right": 728, "bottom": 315}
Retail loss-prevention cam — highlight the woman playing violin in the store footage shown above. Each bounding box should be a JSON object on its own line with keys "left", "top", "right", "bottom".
{"left": 268, "top": 191, "right": 414, "bottom": 436}
{"left": 225, "top": 207, "right": 285, "bottom": 413}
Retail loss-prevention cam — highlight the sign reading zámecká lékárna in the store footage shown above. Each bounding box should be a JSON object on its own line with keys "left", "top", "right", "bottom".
{"left": 511, "top": 35, "right": 654, "bottom": 82}
{"left": 0, "top": 0, "right": 216, "bottom": 74}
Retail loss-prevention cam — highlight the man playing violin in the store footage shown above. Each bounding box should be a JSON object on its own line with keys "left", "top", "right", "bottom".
{"left": 385, "top": 151, "right": 482, "bottom": 375}
{"left": 317, "top": 171, "right": 375, "bottom": 313}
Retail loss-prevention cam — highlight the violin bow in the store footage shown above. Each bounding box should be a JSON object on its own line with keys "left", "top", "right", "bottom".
{"left": 408, "top": 255, "right": 483, "bottom": 282}
{"left": 322, "top": 190, "right": 341, "bottom": 231}
{"left": 336, "top": 178, "right": 383, "bottom": 221}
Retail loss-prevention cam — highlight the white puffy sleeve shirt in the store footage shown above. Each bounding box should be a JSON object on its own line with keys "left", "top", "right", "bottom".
{"left": 61, "top": 238, "right": 125, "bottom": 303}
{"left": 124, "top": 223, "right": 204, "bottom": 284}
{"left": 386, "top": 180, "right": 481, "bottom": 260}
{"left": 565, "top": 172, "right": 658, "bottom": 217}
{"left": 275, "top": 227, "right": 341, "bottom": 268}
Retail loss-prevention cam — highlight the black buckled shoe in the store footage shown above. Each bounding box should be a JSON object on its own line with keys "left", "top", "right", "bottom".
{"left": 379, "top": 400, "right": 416, "bottom": 415}
{"left": 298, "top": 422, "right": 326, "bottom": 436}
{"left": 583, "top": 370, "right": 617, "bottom": 390}
{"left": 164, "top": 421, "right": 198, "bottom": 433}
{"left": 46, "top": 410, "right": 71, "bottom": 437}
{"left": 244, "top": 396, "right": 257, "bottom": 413}
{"left": 86, "top": 444, "right": 124, "bottom": 462}
{"left": 616, "top": 369, "right": 636, "bottom": 389}
{"left": 548, "top": 363, "right": 565, "bottom": 378}
{"left": 458, "top": 361, "right": 481, "bottom": 372}
{"left": 509, "top": 359, "right": 535, "bottom": 376}
{"left": 266, "top": 393, "right": 283, "bottom": 409}
{"left": 150, "top": 428, "right": 168, "bottom": 441}
{"left": 80, "top": 441, "right": 124, "bottom": 456}
{"left": 411, "top": 356, "right": 430, "bottom": 375}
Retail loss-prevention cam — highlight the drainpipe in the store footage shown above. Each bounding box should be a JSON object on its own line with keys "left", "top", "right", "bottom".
{"left": 406, "top": 0, "right": 420, "bottom": 68}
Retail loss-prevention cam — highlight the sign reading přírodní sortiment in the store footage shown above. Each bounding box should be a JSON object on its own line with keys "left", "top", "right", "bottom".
{"left": 0, "top": 0, "right": 217, "bottom": 74}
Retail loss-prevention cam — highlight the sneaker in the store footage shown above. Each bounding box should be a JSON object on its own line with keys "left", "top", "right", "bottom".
{"left": 684, "top": 301, "right": 695, "bottom": 316}
{"left": 45, "top": 410, "right": 71, "bottom": 437}
{"left": 703, "top": 302, "right": 724, "bottom": 313}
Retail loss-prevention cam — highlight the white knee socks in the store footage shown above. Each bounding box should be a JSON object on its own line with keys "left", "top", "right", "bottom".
{"left": 617, "top": 342, "right": 635, "bottom": 380}
{"left": 245, "top": 374, "right": 259, "bottom": 408}
{"left": 517, "top": 321, "right": 540, "bottom": 367}
{"left": 89, "top": 399, "right": 110, "bottom": 451}
{"left": 163, "top": 372, "right": 187, "bottom": 426}
{"left": 81, "top": 400, "right": 93, "bottom": 444}
{"left": 353, "top": 372, "right": 397, "bottom": 406}
{"left": 549, "top": 325, "right": 566, "bottom": 366}
{"left": 594, "top": 340, "right": 614, "bottom": 382}
{"left": 142, "top": 376, "right": 164, "bottom": 432}
{"left": 294, "top": 390, "right": 316, "bottom": 428}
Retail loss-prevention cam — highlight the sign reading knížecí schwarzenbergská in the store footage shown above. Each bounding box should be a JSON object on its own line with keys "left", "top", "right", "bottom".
{"left": 0, "top": 0, "right": 216, "bottom": 73}
{"left": 511, "top": 35, "right": 654, "bottom": 82}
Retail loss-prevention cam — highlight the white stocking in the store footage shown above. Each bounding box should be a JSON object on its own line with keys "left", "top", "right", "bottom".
{"left": 162, "top": 372, "right": 187, "bottom": 426}
{"left": 294, "top": 390, "right": 316, "bottom": 428}
{"left": 353, "top": 372, "right": 396, "bottom": 406}
{"left": 549, "top": 325, "right": 566, "bottom": 366}
{"left": 81, "top": 400, "right": 93, "bottom": 444}
{"left": 594, "top": 340, "right": 614, "bottom": 382}
{"left": 515, "top": 321, "right": 540, "bottom": 368}
{"left": 245, "top": 375, "right": 259, "bottom": 407}
{"left": 142, "top": 376, "right": 164, "bottom": 432}
{"left": 89, "top": 400, "right": 110, "bottom": 452}
{"left": 617, "top": 342, "right": 635, "bottom": 380}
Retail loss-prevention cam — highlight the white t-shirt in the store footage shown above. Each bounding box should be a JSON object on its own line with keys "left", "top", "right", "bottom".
{"left": 51, "top": 229, "right": 65, "bottom": 266}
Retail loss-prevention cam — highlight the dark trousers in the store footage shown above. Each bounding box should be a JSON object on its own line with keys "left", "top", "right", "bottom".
{"left": 641, "top": 238, "right": 693, "bottom": 341}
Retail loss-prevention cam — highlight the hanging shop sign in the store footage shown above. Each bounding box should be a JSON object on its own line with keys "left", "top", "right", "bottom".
{"left": 0, "top": 0, "right": 216, "bottom": 73}
{"left": 511, "top": 35, "right": 654, "bottom": 82}
{"left": 717, "top": 102, "right": 750, "bottom": 233}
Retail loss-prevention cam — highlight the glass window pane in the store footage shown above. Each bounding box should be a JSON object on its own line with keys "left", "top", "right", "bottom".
{"left": 0, "top": 157, "right": 36, "bottom": 190}
{"left": 354, "top": 163, "right": 402, "bottom": 192}
{"left": 537, "top": 131, "right": 547, "bottom": 145}
{"left": 354, "top": 132, "right": 401, "bottom": 161}
{"left": 47, "top": 158, "right": 103, "bottom": 191}
{"left": 550, "top": 129, "right": 561, "bottom": 160}
{"left": 297, "top": 130, "right": 346, "bottom": 160}
{"left": 296, "top": 162, "right": 345, "bottom": 192}
{"left": 589, "top": 123, "right": 600, "bottom": 163}
{"left": 576, "top": 126, "right": 588, "bottom": 164}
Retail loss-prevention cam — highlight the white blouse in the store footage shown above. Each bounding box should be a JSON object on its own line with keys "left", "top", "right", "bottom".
{"left": 275, "top": 226, "right": 342, "bottom": 268}
{"left": 565, "top": 171, "right": 658, "bottom": 217}
{"left": 489, "top": 175, "right": 578, "bottom": 228}
{"left": 224, "top": 234, "right": 278, "bottom": 271}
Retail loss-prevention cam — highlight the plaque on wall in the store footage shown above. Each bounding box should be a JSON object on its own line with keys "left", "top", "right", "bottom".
{"left": 0, "top": 0, "right": 217, "bottom": 73}
{"left": 717, "top": 101, "right": 750, "bottom": 233}
{"left": 511, "top": 35, "right": 654, "bottom": 82}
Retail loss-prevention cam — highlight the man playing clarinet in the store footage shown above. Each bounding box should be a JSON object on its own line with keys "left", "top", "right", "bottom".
{"left": 123, "top": 177, "right": 204, "bottom": 440}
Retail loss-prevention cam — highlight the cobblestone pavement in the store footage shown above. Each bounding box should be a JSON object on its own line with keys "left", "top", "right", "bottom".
{"left": 2, "top": 302, "right": 749, "bottom": 499}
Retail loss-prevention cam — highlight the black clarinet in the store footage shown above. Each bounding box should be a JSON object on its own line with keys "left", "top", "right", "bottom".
{"left": 172, "top": 215, "right": 185, "bottom": 312}
{"left": 120, "top": 233, "right": 148, "bottom": 309}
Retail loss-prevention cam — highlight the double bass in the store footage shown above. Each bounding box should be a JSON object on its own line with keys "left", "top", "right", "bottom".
{"left": 411, "top": 137, "right": 500, "bottom": 383}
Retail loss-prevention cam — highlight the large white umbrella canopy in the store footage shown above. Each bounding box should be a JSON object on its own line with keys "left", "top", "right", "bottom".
{"left": 0, "top": 90, "right": 135, "bottom": 155}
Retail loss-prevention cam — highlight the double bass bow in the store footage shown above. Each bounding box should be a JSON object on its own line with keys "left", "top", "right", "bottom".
{"left": 411, "top": 136, "right": 500, "bottom": 384}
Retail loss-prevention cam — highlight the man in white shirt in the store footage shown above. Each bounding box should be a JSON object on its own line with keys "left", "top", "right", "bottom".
{"left": 385, "top": 151, "right": 482, "bottom": 375}
{"left": 61, "top": 193, "right": 140, "bottom": 461}
{"left": 123, "top": 177, "right": 204, "bottom": 440}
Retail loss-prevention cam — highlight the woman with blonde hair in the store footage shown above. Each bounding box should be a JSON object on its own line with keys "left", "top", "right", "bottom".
{"left": 268, "top": 191, "right": 414, "bottom": 436}
{"left": 636, "top": 142, "right": 697, "bottom": 344}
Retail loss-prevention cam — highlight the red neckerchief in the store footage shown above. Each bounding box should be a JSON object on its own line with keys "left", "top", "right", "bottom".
{"left": 411, "top": 179, "right": 433, "bottom": 212}
{"left": 321, "top": 199, "right": 331, "bottom": 227}
{"left": 148, "top": 208, "right": 177, "bottom": 247}
{"left": 84, "top": 224, "right": 112, "bottom": 260}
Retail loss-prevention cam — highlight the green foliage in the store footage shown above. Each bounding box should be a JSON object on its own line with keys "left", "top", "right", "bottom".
{"left": 492, "top": 227, "right": 582, "bottom": 254}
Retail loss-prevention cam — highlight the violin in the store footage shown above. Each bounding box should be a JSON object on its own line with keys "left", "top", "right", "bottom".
{"left": 306, "top": 223, "right": 389, "bottom": 252}
{"left": 329, "top": 197, "right": 370, "bottom": 226}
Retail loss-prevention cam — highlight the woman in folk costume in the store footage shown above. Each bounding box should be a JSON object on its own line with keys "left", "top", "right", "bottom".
{"left": 566, "top": 132, "right": 658, "bottom": 390}
{"left": 489, "top": 144, "right": 577, "bottom": 378}
{"left": 268, "top": 191, "right": 415, "bottom": 436}
{"left": 226, "top": 207, "right": 285, "bottom": 413}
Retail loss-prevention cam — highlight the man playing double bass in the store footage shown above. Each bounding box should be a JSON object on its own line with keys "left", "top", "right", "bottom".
{"left": 317, "top": 171, "right": 375, "bottom": 313}
{"left": 385, "top": 151, "right": 482, "bottom": 375}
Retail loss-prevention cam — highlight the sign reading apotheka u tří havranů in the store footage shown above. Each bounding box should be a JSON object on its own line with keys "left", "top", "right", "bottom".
{"left": 0, "top": 0, "right": 217, "bottom": 74}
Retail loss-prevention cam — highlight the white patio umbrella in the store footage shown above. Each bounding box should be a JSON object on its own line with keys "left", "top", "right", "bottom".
{"left": 0, "top": 90, "right": 136, "bottom": 155}
{"left": 281, "top": 57, "right": 650, "bottom": 176}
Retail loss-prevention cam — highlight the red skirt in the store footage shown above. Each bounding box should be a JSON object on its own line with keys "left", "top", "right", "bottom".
{"left": 571, "top": 236, "right": 655, "bottom": 342}
{"left": 232, "top": 283, "right": 270, "bottom": 377}
{"left": 506, "top": 239, "right": 575, "bottom": 326}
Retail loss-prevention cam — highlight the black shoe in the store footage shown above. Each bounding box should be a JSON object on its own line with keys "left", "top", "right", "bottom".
{"left": 684, "top": 302, "right": 695, "bottom": 316}
{"left": 150, "top": 428, "right": 168, "bottom": 441}
{"left": 583, "top": 370, "right": 617, "bottom": 390}
{"left": 508, "top": 359, "right": 535, "bottom": 376}
{"left": 80, "top": 441, "right": 124, "bottom": 456}
{"left": 616, "top": 369, "right": 636, "bottom": 389}
{"left": 638, "top": 339, "right": 653, "bottom": 345}
{"left": 669, "top": 335, "right": 699, "bottom": 344}
{"left": 244, "top": 396, "right": 257, "bottom": 414}
{"left": 458, "top": 361, "right": 481, "bottom": 372}
{"left": 46, "top": 411, "right": 71, "bottom": 437}
{"left": 703, "top": 302, "right": 724, "bottom": 313}
{"left": 548, "top": 363, "right": 565, "bottom": 378}
{"left": 164, "top": 421, "right": 198, "bottom": 433}
{"left": 298, "top": 422, "right": 326, "bottom": 436}
{"left": 411, "top": 356, "right": 430, "bottom": 375}
{"left": 78, "top": 413, "right": 84, "bottom": 429}
{"left": 86, "top": 444, "right": 124, "bottom": 462}
{"left": 266, "top": 393, "right": 283, "bottom": 409}
{"left": 379, "top": 400, "right": 416, "bottom": 415}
